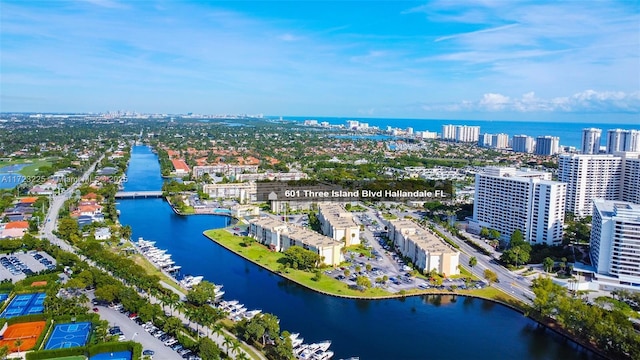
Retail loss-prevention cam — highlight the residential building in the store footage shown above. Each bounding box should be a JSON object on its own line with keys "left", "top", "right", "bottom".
{"left": 236, "top": 172, "right": 308, "bottom": 182}
{"left": 491, "top": 133, "right": 509, "bottom": 149}
{"left": 621, "top": 152, "right": 640, "bottom": 204}
{"left": 606, "top": 129, "right": 640, "bottom": 153}
{"left": 590, "top": 200, "right": 640, "bottom": 286}
{"left": 317, "top": 203, "right": 360, "bottom": 246}
{"left": 202, "top": 182, "right": 257, "bottom": 203}
{"left": 557, "top": 153, "right": 640, "bottom": 217}
{"left": 441, "top": 125, "right": 480, "bottom": 142}
{"left": 441, "top": 124, "right": 456, "bottom": 141}
{"left": 478, "top": 133, "right": 492, "bottom": 147}
{"left": 387, "top": 219, "right": 460, "bottom": 276}
{"left": 581, "top": 128, "right": 601, "bottom": 154}
{"left": 470, "top": 167, "right": 566, "bottom": 245}
{"left": 192, "top": 165, "right": 259, "bottom": 179}
{"left": 249, "top": 217, "right": 344, "bottom": 266}
{"left": 512, "top": 135, "right": 535, "bottom": 153}
{"left": 535, "top": 136, "right": 560, "bottom": 156}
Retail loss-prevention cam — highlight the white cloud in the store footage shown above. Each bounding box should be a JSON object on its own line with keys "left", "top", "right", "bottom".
{"left": 424, "top": 90, "right": 640, "bottom": 113}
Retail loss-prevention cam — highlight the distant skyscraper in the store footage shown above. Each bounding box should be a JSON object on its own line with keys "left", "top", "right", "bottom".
{"left": 491, "top": 133, "right": 509, "bottom": 149}
{"left": 607, "top": 129, "right": 625, "bottom": 153}
{"left": 621, "top": 152, "right": 640, "bottom": 205}
{"left": 478, "top": 133, "right": 492, "bottom": 147}
{"left": 471, "top": 167, "right": 566, "bottom": 245}
{"left": 535, "top": 136, "right": 560, "bottom": 156}
{"left": 590, "top": 200, "right": 640, "bottom": 285}
{"left": 512, "top": 135, "right": 535, "bottom": 153}
{"left": 605, "top": 129, "right": 639, "bottom": 153}
{"left": 624, "top": 130, "right": 640, "bottom": 152}
{"left": 441, "top": 124, "right": 456, "bottom": 140}
{"left": 581, "top": 128, "right": 601, "bottom": 154}
{"left": 442, "top": 125, "right": 480, "bottom": 142}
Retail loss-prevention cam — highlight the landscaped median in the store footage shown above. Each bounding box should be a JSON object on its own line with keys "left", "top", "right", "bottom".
{"left": 203, "top": 228, "right": 529, "bottom": 309}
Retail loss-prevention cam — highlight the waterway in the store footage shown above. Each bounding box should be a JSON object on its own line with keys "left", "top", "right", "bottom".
{"left": 117, "top": 145, "right": 601, "bottom": 360}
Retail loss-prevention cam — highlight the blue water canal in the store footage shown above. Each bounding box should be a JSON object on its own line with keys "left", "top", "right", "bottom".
{"left": 117, "top": 146, "right": 600, "bottom": 360}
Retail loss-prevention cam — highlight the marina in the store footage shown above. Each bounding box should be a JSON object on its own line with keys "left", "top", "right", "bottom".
{"left": 116, "top": 145, "right": 602, "bottom": 360}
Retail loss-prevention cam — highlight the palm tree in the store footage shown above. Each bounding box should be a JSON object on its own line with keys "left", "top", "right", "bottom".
{"left": 236, "top": 352, "right": 250, "bottom": 360}
{"left": 222, "top": 335, "right": 233, "bottom": 353}
{"left": 14, "top": 339, "right": 23, "bottom": 354}
{"left": 230, "top": 339, "right": 241, "bottom": 355}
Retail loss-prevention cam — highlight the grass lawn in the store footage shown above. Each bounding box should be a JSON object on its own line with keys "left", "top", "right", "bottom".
{"left": 381, "top": 213, "right": 398, "bottom": 220}
{"left": 50, "top": 356, "right": 86, "bottom": 360}
{"left": 129, "top": 253, "right": 185, "bottom": 294}
{"left": 204, "top": 229, "right": 392, "bottom": 298}
{"left": 19, "top": 159, "right": 53, "bottom": 176}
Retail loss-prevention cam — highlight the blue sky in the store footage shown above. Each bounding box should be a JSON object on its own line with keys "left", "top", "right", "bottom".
{"left": 1, "top": 0, "right": 639, "bottom": 123}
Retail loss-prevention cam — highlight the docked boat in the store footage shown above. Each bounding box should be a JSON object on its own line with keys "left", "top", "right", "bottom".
{"left": 242, "top": 309, "right": 262, "bottom": 319}
{"left": 180, "top": 275, "right": 204, "bottom": 288}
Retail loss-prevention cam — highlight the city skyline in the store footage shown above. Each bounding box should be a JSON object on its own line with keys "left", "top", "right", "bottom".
{"left": 1, "top": 0, "right": 639, "bottom": 123}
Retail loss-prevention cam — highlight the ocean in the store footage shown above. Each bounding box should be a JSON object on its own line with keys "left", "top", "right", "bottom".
{"left": 282, "top": 116, "right": 639, "bottom": 149}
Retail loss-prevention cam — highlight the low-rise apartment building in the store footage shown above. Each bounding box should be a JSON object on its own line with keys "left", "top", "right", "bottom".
{"left": 317, "top": 203, "right": 360, "bottom": 246}
{"left": 249, "top": 217, "right": 344, "bottom": 266}
{"left": 387, "top": 219, "right": 460, "bottom": 276}
{"left": 202, "top": 182, "right": 257, "bottom": 203}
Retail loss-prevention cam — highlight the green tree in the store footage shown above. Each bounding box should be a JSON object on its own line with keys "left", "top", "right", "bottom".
{"left": 479, "top": 227, "right": 490, "bottom": 238}
{"left": 198, "top": 337, "right": 221, "bottom": 360}
{"left": 344, "top": 269, "right": 351, "bottom": 277}
{"left": 355, "top": 275, "right": 372, "bottom": 290}
{"left": 468, "top": 256, "right": 477, "bottom": 268}
{"left": 543, "top": 257, "right": 555, "bottom": 273}
{"left": 57, "top": 217, "right": 80, "bottom": 242}
{"left": 94, "top": 284, "right": 120, "bottom": 303}
{"left": 282, "top": 246, "right": 320, "bottom": 270}
{"left": 483, "top": 269, "right": 498, "bottom": 285}
{"left": 163, "top": 317, "right": 183, "bottom": 335}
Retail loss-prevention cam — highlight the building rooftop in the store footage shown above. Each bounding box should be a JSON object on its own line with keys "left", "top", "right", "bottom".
{"left": 318, "top": 203, "right": 357, "bottom": 229}
{"left": 251, "top": 217, "right": 340, "bottom": 248}
{"left": 390, "top": 219, "right": 458, "bottom": 255}
{"left": 594, "top": 199, "right": 640, "bottom": 219}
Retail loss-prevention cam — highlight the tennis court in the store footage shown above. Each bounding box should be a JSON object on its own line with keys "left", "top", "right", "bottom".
{"left": 0, "top": 293, "right": 8, "bottom": 303}
{"left": 0, "top": 292, "right": 46, "bottom": 319}
{"left": 44, "top": 321, "right": 92, "bottom": 350}
{"left": 90, "top": 351, "right": 132, "bottom": 360}
{"left": 0, "top": 320, "right": 46, "bottom": 352}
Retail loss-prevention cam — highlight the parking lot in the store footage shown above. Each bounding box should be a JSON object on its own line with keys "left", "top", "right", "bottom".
{"left": 325, "top": 209, "right": 487, "bottom": 293}
{"left": 91, "top": 301, "right": 185, "bottom": 360}
{"left": 0, "top": 251, "right": 57, "bottom": 281}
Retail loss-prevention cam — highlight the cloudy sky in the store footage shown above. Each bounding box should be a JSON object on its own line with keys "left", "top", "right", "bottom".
{"left": 1, "top": 0, "right": 639, "bottom": 122}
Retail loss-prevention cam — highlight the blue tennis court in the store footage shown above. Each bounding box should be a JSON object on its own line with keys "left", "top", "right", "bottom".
{"left": 45, "top": 321, "right": 92, "bottom": 349}
{"left": 0, "top": 293, "right": 8, "bottom": 303}
{"left": 0, "top": 292, "right": 46, "bottom": 319}
{"left": 90, "top": 351, "right": 132, "bottom": 360}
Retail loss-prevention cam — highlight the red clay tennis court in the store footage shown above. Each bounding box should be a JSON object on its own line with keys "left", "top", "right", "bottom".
{"left": 0, "top": 321, "right": 46, "bottom": 352}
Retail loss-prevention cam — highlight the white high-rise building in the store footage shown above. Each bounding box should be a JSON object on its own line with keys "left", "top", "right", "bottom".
{"left": 559, "top": 152, "right": 640, "bottom": 217}
{"left": 581, "top": 128, "right": 601, "bottom": 154}
{"left": 442, "top": 125, "right": 480, "bottom": 142}
{"left": 478, "top": 133, "right": 492, "bottom": 147}
{"left": 621, "top": 152, "right": 640, "bottom": 205}
{"left": 590, "top": 200, "right": 640, "bottom": 286}
{"left": 455, "top": 125, "right": 480, "bottom": 142}
{"left": 491, "top": 133, "right": 509, "bottom": 149}
{"left": 512, "top": 135, "right": 535, "bottom": 153}
{"left": 558, "top": 154, "right": 622, "bottom": 217}
{"left": 535, "top": 136, "right": 560, "bottom": 156}
{"left": 606, "top": 129, "right": 625, "bottom": 153}
{"left": 606, "top": 129, "right": 640, "bottom": 153}
{"left": 441, "top": 124, "right": 456, "bottom": 140}
{"left": 624, "top": 130, "right": 640, "bottom": 152}
{"left": 470, "top": 167, "right": 566, "bottom": 245}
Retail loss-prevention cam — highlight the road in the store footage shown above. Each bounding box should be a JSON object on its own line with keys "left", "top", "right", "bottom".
{"left": 41, "top": 157, "right": 266, "bottom": 360}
